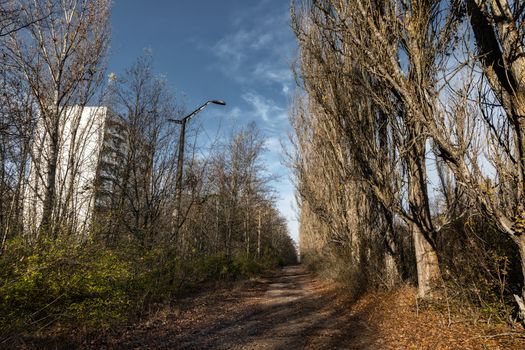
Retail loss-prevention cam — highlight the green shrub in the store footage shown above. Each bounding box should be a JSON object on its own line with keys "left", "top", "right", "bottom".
{"left": 231, "top": 254, "right": 264, "bottom": 277}
{"left": 0, "top": 240, "right": 280, "bottom": 340}
{"left": 0, "top": 239, "right": 134, "bottom": 336}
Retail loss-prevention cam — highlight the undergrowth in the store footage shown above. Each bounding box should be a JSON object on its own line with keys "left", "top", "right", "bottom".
{"left": 0, "top": 237, "right": 278, "bottom": 342}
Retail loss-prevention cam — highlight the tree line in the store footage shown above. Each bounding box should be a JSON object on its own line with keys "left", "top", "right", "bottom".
{"left": 0, "top": 0, "right": 295, "bottom": 259}
{"left": 0, "top": 0, "right": 295, "bottom": 338}
{"left": 290, "top": 0, "right": 525, "bottom": 321}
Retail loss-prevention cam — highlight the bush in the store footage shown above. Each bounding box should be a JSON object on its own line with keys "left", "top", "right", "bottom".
{"left": 0, "top": 238, "right": 134, "bottom": 336}
{"left": 231, "top": 254, "right": 264, "bottom": 277}
{"left": 436, "top": 215, "right": 522, "bottom": 322}
{"left": 0, "top": 241, "right": 279, "bottom": 341}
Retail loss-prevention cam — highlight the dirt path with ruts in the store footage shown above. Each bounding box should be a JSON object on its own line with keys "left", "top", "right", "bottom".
{"left": 96, "top": 265, "right": 377, "bottom": 349}
{"left": 80, "top": 265, "right": 525, "bottom": 349}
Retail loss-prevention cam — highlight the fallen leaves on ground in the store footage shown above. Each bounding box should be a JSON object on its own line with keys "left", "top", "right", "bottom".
{"left": 14, "top": 266, "right": 525, "bottom": 349}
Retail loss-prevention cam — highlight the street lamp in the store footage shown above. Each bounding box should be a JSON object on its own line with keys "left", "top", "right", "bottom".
{"left": 169, "top": 100, "right": 226, "bottom": 240}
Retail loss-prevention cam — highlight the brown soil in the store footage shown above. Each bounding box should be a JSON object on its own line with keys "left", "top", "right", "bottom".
{"left": 13, "top": 265, "right": 525, "bottom": 349}
{"left": 92, "top": 265, "right": 376, "bottom": 349}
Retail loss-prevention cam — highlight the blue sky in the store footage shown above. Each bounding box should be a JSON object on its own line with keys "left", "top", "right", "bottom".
{"left": 109, "top": 0, "right": 299, "bottom": 242}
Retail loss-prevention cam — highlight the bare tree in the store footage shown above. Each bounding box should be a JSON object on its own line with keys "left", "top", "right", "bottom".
{"left": 106, "top": 54, "right": 180, "bottom": 246}
{"left": 291, "top": 0, "right": 525, "bottom": 317}
{"left": 5, "top": 0, "right": 110, "bottom": 238}
{"left": 200, "top": 124, "right": 277, "bottom": 258}
{"left": 464, "top": 0, "right": 525, "bottom": 317}
{"left": 0, "top": 0, "right": 51, "bottom": 38}
{"left": 0, "top": 60, "right": 36, "bottom": 252}
{"left": 290, "top": 0, "right": 463, "bottom": 297}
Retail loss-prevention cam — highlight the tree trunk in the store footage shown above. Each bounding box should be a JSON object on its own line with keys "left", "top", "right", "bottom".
{"left": 515, "top": 117, "right": 525, "bottom": 205}
{"left": 412, "top": 223, "right": 440, "bottom": 298}
{"left": 215, "top": 198, "right": 219, "bottom": 254}
{"left": 383, "top": 207, "right": 402, "bottom": 286}
{"left": 40, "top": 113, "right": 60, "bottom": 238}
{"left": 407, "top": 126, "right": 441, "bottom": 298}
{"left": 226, "top": 209, "right": 232, "bottom": 257}
{"left": 245, "top": 196, "right": 250, "bottom": 257}
{"left": 257, "top": 208, "right": 261, "bottom": 259}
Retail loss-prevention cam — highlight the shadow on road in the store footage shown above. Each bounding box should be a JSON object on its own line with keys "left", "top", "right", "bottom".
{"left": 110, "top": 266, "right": 379, "bottom": 350}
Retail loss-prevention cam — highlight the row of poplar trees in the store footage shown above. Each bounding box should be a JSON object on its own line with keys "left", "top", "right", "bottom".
{"left": 290, "top": 0, "right": 525, "bottom": 319}
{"left": 0, "top": 0, "right": 296, "bottom": 263}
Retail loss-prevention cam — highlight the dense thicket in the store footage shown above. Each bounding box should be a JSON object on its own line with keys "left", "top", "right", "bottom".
{"left": 0, "top": 0, "right": 295, "bottom": 341}
{"left": 291, "top": 0, "right": 525, "bottom": 321}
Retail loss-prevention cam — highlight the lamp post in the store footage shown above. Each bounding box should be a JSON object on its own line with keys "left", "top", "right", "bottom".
{"left": 169, "top": 100, "right": 226, "bottom": 240}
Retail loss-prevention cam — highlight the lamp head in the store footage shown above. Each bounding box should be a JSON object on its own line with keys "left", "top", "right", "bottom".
{"left": 211, "top": 100, "right": 226, "bottom": 106}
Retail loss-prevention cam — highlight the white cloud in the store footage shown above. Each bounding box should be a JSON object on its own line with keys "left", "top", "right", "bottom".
{"left": 210, "top": 4, "right": 296, "bottom": 98}
{"left": 229, "top": 106, "right": 242, "bottom": 120}
{"left": 250, "top": 33, "right": 273, "bottom": 50}
{"left": 242, "top": 92, "right": 273, "bottom": 122}
{"left": 241, "top": 92, "right": 287, "bottom": 125}
{"left": 213, "top": 30, "right": 251, "bottom": 71}
{"left": 207, "top": 2, "right": 298, "bottom": 242}
{"left": 204, "top": 105, "right": 242, "bottom": 123}
{"left": 212, "top": 27, "right": 280, "bottom": 74}
{"left": 253, "top": 62, "right": 294, "bottom": 95}
{"left": 265, "top": 137, "right": 282, "bottom": 154}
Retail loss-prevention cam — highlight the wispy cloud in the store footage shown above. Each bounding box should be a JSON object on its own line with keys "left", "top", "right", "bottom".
{"left": 253, "top": 62, "right": 294, "bottom": 95}
{"left": 213, "top": 30, "right": 252, "bottom": 72}
{"left": 265, "top": 136, "right": 283, "bottom": 154}
{"left": 210, "top": 4, "right": 296, "bottom": 96}
{"left": 241, "top": 92, "right": 288, "bottom": 128}
{"left": 207, "top": 2, "right": 299, "bottom": 242}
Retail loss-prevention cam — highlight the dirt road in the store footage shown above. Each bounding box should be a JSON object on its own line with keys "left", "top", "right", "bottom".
{"left": 101, "top": 265, "right": 377, "bottom": 349}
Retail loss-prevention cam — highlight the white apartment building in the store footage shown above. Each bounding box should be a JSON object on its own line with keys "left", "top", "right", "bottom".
{"left": 24, "top": 106, "right": 129, "bottom": 237}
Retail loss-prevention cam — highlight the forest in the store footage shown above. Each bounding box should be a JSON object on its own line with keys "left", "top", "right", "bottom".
{"left": 291, "top": 0, "right": 525, "bottom": 328}
{"left": 0, "top": 0, "right": 296, "bottom": 344}
{"left": 3, "top": 0, "right": 525, "bottom": 348}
